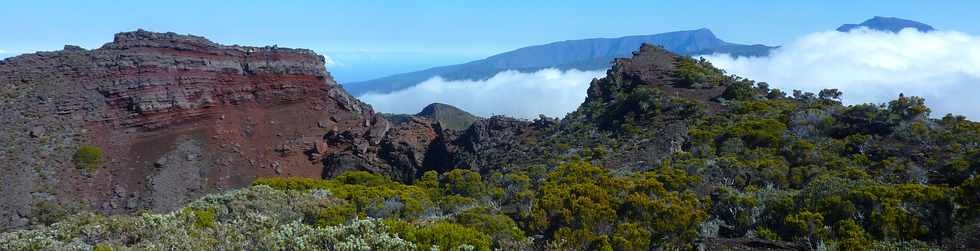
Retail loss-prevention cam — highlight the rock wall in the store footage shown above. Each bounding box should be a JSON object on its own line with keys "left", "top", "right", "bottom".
{"left": 0, "top": 30, "right": 397, "bottom": 229}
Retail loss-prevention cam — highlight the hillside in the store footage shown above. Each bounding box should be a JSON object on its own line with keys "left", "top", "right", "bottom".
{"left": 344, "top": 28, "right": 774, "bottom": 95}
{"left": 1, "top": 36, "right": 978, "bottom": 250}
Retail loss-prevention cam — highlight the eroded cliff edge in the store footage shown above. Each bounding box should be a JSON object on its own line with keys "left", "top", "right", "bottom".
{"left": 0, "top": 30, "right": 444, "bottom": 229}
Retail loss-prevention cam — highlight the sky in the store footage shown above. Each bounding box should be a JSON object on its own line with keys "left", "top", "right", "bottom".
{"left": 2, "top": 1, "right": 978, "bottom": 119}
{"left": 2, "top": 0, "right": 980, "bottom": 83}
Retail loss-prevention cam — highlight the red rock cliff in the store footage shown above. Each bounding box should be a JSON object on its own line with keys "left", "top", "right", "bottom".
{"left": 0, "top": 30, "right": 407, "bottom": 229}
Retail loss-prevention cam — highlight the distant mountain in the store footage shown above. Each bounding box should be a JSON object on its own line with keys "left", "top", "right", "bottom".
{"left": 416, "top": 103, "right": 482, "bottom": 130}
{"left": 344, "top": 28, "right": 774, "bottom": 95}
{"left": 382, "top": 103, "right": 481, "bottom": 131}
{"left": 837, "top": 16, "right": 934, "bottom": 33}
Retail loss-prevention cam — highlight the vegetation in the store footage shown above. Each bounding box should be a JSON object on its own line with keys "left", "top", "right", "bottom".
{"left": 674, "top": 56, "right": 727, "bottom": 88}
{"left": 0, "top": 186, "right": 416, "bottom": 250}
{"left": 73, "top": 145, "right": 103, "bottom": 171}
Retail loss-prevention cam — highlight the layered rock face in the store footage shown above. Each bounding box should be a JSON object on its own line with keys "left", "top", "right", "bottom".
{"left": 0, "top": 30, "right": 410, "bottom": 229}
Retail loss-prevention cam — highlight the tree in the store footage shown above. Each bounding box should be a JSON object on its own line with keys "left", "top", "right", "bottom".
{"left": 818, "top": 88, "right": 843, "bottom": 102}
{"left": 722, "top": 80, "right": 757, "bottom": 101}
{"left": 887, "top": 95, "right": 930, "bottom": 120}
{"left": 785, "top": 210, "right": 828, "bottom": 249}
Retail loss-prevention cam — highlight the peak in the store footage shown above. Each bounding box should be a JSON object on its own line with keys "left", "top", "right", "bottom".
{"left": 692, "top": 28, "right": 714, "bottom": 34}
{"left": 417, "top": 102, "right": 472, "bottom": 117}
{"left": 634, "top": 43, "right": 677, "bottom": 58}
{"left": 837, "top": 16, "right": 934, "bottom": 33}
{"left": 688, "top": 28, "right": 719, "bottom": 39}
{"left": 419, "top": 103, "right": 456, "bottom": 112}
{"left": 417, "top": 103, "right": 480, "bottom": 130}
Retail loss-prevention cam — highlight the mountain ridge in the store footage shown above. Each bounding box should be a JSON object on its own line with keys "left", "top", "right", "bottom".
{"left": 344, "top": 28, "right": 774, "bottom": 95}
{"left": 837, "top": 16, "right": 935, "bottom": 33}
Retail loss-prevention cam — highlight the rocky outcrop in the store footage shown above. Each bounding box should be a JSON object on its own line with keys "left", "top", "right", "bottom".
{"left": 445, "top": 44, "right": 723, "bottom": 173}
{"left": 0, "top": 30, "right": 389, "bottom": 229}
{"left": 416, "top": 103, "right": 481, "bottom": 131}
{"left": 585, "top": 44, "right": 726, "bottom": 115}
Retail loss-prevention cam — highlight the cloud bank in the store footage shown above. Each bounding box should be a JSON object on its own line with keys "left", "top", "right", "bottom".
{"left": 359, "top": 69, "right": 605, "bottom": 119}
{"left": 704, "top": 28, "right": 980, "bottom": 119}
{"left": 321, "top": 54, "right": 341, "bottom": 67}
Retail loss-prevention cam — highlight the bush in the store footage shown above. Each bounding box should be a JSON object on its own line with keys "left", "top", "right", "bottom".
{"left": 834, "top": 219, "right": 871, "bottom": 251}
{"left": 726, "top": 119, "right": 787, "bottom": 148}
{"left": 756, "top": 226, "right": 779, "bottom": 241}
{"left": 386, "top": 220, "right": 491, "bottom": 251}
{"left": 94, "top": 243, "right": 114, "bottom": 251}
{"left": 452, "top": 209, "right": 524, "bottom": 246}
{"left": 674, "top": 57, "right": 727, "bottom": 88}
{"left": 73, "top": 145, "right": 103, "bottom": 171}
{"left": 189, "top": 208, "right": 217, "bottom": 228}
{"left": 32, "top": 201, "right": 69, "bottom": 226}
{"left": 0, "top": 186, "right": 414, "bottom": 251}
{"left": 722, "top": 80, "right": 757, "bottom": 101}
{"left": 314, "top": 203, "right": 356, "bottom": 226}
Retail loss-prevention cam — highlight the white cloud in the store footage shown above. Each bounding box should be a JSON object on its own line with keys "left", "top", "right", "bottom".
{"left": 704, "top": 28, "right": 980, "bottom": 119}
{"left": 321, "top": 53, "right": 342, "bottom": 67}
{"left": 359, "top": 69, "right": 605, "bottom": 119}
{"left": 0, "top": 49, "right": 7, "bottom": 53}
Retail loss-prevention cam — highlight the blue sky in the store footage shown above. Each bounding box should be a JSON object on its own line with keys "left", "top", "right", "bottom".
{"left": 2, "top": 0, "right": 978, "bottom": 83}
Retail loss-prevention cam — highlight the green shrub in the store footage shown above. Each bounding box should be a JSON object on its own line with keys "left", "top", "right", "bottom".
{"left": 722, "top": 80, "right": 757, "bottom": 101}
{"left": 336, "top": 171, "right": 391, "bottom": 186}
{"left": 255, "top": 174, "right": 434, "bottom": 219}
{"left": 314, "top": 203, "right": 356, "bottom": 226}
{"left": 31, "top": 201, "right": 68, "bottom": 225}
{"left": 756, "top": 226, "right": 779, "bottom": 241}
{"left": 73, "top": 145, "right": 103, "bottom": 171}
{"left": 252, "top": 176, "right": 331, "bottom": 190}
{"left": 189, "top": 208, "right": 217, "bottom": 228}
{"left": 726, "top": 118, "right": 786, "bottom": 148}
{"left": 94, "top": 243, "right": 114, "bottom": 251}
{"left": 785, "top": 210, "right": 828, "bottom": 248}
{"left": 452, "top": 209, "right": 524, "bottom": 245}
{"left": 386, "top": 220, "right": 491, "bottom": 251}
{"left": 674, "top": 57, "right": 727, "bottom": 88}
{"left": 835, "top": 219, "right": 871, "bottom": 251}
{"left": 441, "top": 169, "right": 486, "bottom": 197}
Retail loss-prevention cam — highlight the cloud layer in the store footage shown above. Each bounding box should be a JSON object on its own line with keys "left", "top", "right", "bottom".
{"left": 704, "top": 28, "right": 980, "bottom": 119}
{"left": 321, "top": 54, "right": 341, "bottom": 67}
{"left": 359, "top": 69, "right": 605, "bottom": 118}
{"left": 360, "top": 28, "right": 980, "bottom": 120}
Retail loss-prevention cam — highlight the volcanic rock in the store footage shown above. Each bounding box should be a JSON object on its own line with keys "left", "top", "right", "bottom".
{"left": 0, "top": 30, "right": 391, "bottom": 229}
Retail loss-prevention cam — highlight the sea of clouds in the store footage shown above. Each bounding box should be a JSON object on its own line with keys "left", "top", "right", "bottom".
{"left": 705, "top": 28, "right": 980, "bottom": 119}
{"left": 359, "top": 68, "right": 605, "bottom": 119}
{"left": 361, "top": 27, "right": 980, "bottom": 120}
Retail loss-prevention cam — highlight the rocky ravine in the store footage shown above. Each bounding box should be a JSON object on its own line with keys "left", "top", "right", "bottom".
{"left": 0, "top": 30, "right": 455, "bottom": 229}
